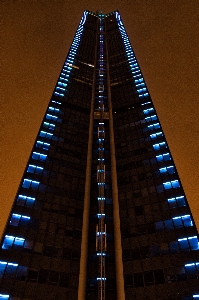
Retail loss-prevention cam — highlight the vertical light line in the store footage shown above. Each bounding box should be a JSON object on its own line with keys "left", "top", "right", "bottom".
{"left": 78, "top": 17, "right": 98, "bottom": 300}
{"left": 96, "top": 16, "right": 106, "bottom": 300}
{"left": 105, "top": 20, "right": 125, "bottom": 300}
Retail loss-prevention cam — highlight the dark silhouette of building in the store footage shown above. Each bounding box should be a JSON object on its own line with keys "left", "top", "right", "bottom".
{"left": 0, "top": 10, "right": 198, "bottom": 300}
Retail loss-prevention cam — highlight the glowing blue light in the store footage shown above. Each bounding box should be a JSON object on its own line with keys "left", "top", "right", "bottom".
{"left": 163, "top": 180, "right": 180, "bottom": 189}
{"left": 193, "top": 295, "right": 199, "bottom": 298}
{"left": 97, "top": 253, "right": 106, "bottom": 256}
{"left": 188, "top": 236, "right": 197, "bottom": 239}
{"left": 97, "top": 214, "right": 105, "bottom": 217}
{"left": 97, "top": 278, "right": 106, "bottom": 280}
{"left": 22, "top": 179, "right": 40, "bottom": 189}
{"left": 139, "top": 93, "right": 149, "bottom": 97}
{"left": 185, "top": 263, "right": 196, "bottom": 267}
{"left": 150, "top": 132, "right": 163, "bottom": 139}
{"left": 52, "top": 100, "right": 61, "bottom": 105}
{"left": 28, "top": 165, "right": 43, "bottom": 170}
{"left": 2, "top": 235, "right": 25, "bottom": 249}
{"left": 32, "top": 152, "right": 47, "bottom": 161}
{"left": 143, "top": 108, "right": 154, "bottom": 114}
{"left": 132, "top": 70, "right": 141, "bottom": 74}
{"left": 141, "top": 101, "right": 151, "bottom": 105}
{"left": 40, "top": 131, "right": 53, "bottom": 137}
{"left": 168, "top": 198, "right": 175, "bottom": 202}
{"left": 12, "top": 214, "right": 30, "bottom": 220}
{"left": 98, "top": 197, "right": 105, "bottom": 200}
{"left": 135, "top": 78, "right": 143, "bottom": 83}
{"left": 133, "top": 74, "right": 142, "bottom": 78}
{"left": 153, "top": 142, "right": 166, "bottom": 150}
{"left": 54, "top": 92, "right": 64, "bottom": 97}
{"left": 0, "top": 295, "right": 10, "bottom": 299}
{"left": 97, "top": 232, "right": 106, "bottom": 235}
{"left": 136, "top": 83, "right": 145, "bottom": 87}
{"left": 18, "top": 195, "right": 35, "bottom": 201}
{"left": 49, "top": 107, "right": 60, "bottom": 112}
{"left": 173, "top": 215, "right": 190, "bottom": 220}
{"left": 12, "top": 214, "right": 20, "bottom": 218}
{"left": 156, "top": 152, "right": 170, "bottom": 161}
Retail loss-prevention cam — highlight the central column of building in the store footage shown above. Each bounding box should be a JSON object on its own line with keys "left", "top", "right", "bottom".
{"left": 96, "top": 17, "right": 107, "bottom": 300}
{"left": 105, "top": 16, "right": 126, "bottom": 300}
{"left": 78, "top": 12, "right": 125, "bottom": 300}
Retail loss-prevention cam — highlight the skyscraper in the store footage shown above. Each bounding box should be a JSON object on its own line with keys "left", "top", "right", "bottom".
{"left": 0, "top": 9, "right": 198, "bottom": 300}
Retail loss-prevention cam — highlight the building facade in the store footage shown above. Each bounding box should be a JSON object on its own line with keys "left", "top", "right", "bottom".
{"left": 0, "top": 10, "right": 198, "bottom": 300}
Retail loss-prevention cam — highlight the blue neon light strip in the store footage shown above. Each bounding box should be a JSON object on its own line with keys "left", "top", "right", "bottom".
{"left": 54, "top": 11, "right": 88, "bottom": 97}
{"left": 178, "top": 236, "right": 197, "bottom": 241}
{"left": 168, "top": 196, "right": 184, "bottom": 202}
{"left": 18, "top": 195, "right": 35, "bottom": 201}
{"left": 173, "top": 214, "right": 190, "bottom": 220}
{"left": 5, "top": 235, "right": 25, "bottom": 241}
{"left": 0, "top": 261, "right": 18, "bottom": 266}
{"left": 0, "top": 295, "right": 10, "bottom": 299}
{"left": 12, "top": 213, "right": 30, "bottom": 219}
{"left": 185, "top": 262, "right": 199, "bottom": 267}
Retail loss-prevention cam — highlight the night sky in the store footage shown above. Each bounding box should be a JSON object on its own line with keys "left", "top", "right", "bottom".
{"left": 1, "top": 0, "right": 199, "bottom": 238}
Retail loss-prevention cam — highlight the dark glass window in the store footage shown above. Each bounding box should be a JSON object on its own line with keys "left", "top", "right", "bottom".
{"left": 59, "top": 272, "right": 69, "bottom": 287}
{"left": 124, "top": 274, "right": 132, "bottom": 286}
{"left": 144, "top": 271, "right": 154, "bottom": 285}
{"left": 154, "top": 269, "right": 165, "bottom": 284}
{"left": 49, "top": 270, "right": 59, "bottom": 284}
{"left": 16, "top": 266, "right": 28, "bottom": 281}
{"left": 135, "top": 205, "right": 144, "bottom": 215}
{"left": 63, "top": 248, "right": 71, "bottom": 260}
{"left": 38, "top": 269, "right": 49, "bottom": 284}
{"left": 134, "top": 273, "right": 144, "bottom": 287}
{"left": 27, "top": 269, "right": 38, "bottom": 281}
{"left": 132, "top": 248, "right": 140, "bottom": 260}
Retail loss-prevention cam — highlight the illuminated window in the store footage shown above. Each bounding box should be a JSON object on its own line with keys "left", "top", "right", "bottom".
{"left": 2, "top": 235, "right": 25, "bottom": 249}
{"left": 179, "top": 237, "right": 199, "bottom": 251}
{"left": 10, "top": 214, "right": 30, "bottom": 226}
{"left": 156, "top": 153, "right": 171, "bottom": 162}
{"left": 150, "top": 132, "right": 163, "bottom": 139}
{"left": 173, "top": 215, "right": 193, "bottom": 227}
{"left": 159, "top": 166, "right": 175, "bottom": 174}
{"left": 22, "top": 179, "right": 40, "bottom": 189}
{"left": 36, "top": 141, "right": 50, "bottom": 150}
{"left": 145, "top": 115, "right": 157, "bottom": 122}
{"left": 32, "top": 152, "right": 47, "bottom": 161}
{"left": 163, "top": 180, "right": 180, "bottom": 189}
{"left": 167, "top": 196, "right": 186, "bottom": 208}
{"left": 27, "top": 165, "right": 43, "bottom": 174}
{"left": 143, "top": 108, "right": 154, "bottom": 114}
{"left": 17, "top": 195, "right": 35, "bottom": 207}
{"left": 43, "top": 122, "right": 55, "bottom": 130}
{"left": 39, "top": 131, "right": 53, "bottom": 139}
{"left": 147, "top": 123, "right": 160, "bottom": 130}
{"left": 153, "top": 142, "right": 167, "bottom": 150}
